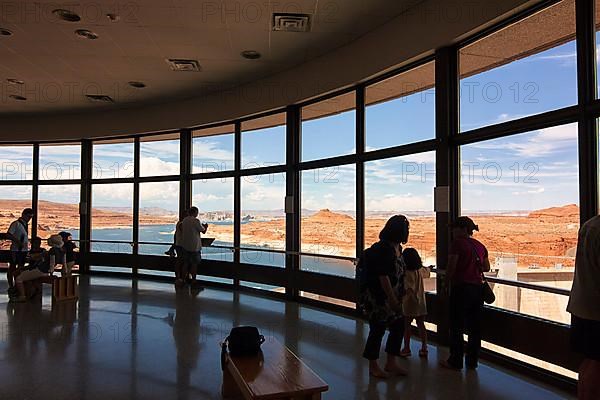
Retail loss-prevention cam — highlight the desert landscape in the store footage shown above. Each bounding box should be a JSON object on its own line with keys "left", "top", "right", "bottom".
{"left": 0, "top": 199, "right": 579, "bottom": 272}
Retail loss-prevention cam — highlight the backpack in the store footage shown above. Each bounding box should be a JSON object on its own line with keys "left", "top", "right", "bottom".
{"left": 356, "top": 246, "right": 374, "bottom": 294}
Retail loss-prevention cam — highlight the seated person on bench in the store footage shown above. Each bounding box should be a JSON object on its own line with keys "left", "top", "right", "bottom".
{"left": 58, "top": 231, "right": 77, "bottom": 276}
{"left": 12, "top": 235, "right": 65, "bottom": 302}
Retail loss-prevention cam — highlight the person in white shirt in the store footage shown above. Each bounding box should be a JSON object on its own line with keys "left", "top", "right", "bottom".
{"left": 6, "top": 208, "right": 34, "bottom": 292}
{"left": 567, "top": 215, "right": 600, "bottom": 400}
{"left": 176, "top": 206, "right": 207, "bottom": 288}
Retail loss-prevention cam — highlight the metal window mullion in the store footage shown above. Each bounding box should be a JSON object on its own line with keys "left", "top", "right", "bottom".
{"left": 32, "top": 143, "right": 39, "bottom": 239}
{"left": 80, "top": 140, "right": 93, "bottom": 273}
{"left": 576, "top": 0, "right": 598, "bottom": 223}
{"left": 286, "top": 105, "right": 301, "bottom": 300}
{"left": 132, "top": 138, "right": 140, "bottom": 274}
{"left": 234, "top": 121, "right": 242, "bottom": 287}
{"left": 181, "top": 129, "right": 192, "bottom": 215}
{"left": 356, "top": 86, "right": 365, "bottom": 255}
{"left": 435, "top": 46, "right": 459, "bottom": 345}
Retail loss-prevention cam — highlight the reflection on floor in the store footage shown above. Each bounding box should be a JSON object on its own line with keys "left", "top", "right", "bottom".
{"left": 0, "top": 276, "right": 574, "bottom": 400}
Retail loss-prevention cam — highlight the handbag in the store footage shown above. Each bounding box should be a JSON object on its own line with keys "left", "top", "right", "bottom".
{"left": 482, "top": 279, "right": 496, "bottom": 305}
{"left": 468, "top": 239, "right": 496, "bottom": 305}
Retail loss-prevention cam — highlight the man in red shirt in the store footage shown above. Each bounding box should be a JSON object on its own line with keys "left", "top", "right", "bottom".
{"left": 440, "top": 216, "right": 490, "bottom": 370}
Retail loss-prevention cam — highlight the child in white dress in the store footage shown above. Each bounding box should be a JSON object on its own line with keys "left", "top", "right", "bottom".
{"left": 401, "top": 248, "right": 430, "bottom": 357}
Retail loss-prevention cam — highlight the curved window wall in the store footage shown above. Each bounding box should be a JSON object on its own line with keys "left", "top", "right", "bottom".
{"left": 0, "top": 0, "right": 597, "bottom": 381}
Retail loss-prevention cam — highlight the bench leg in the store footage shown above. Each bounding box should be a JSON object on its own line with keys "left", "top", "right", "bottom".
{"left": 222, "top": 367, "right": 243, "bottom": 399}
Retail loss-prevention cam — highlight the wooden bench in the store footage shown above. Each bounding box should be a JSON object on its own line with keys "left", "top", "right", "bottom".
{"left": 51, "top": 275, "right": 79, "bottom": 303}
{"left": 222, "top": 338, "right": 328, "bottom": 400}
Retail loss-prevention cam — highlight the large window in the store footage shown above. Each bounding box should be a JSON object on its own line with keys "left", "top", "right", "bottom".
{"left": 240, "top": 172, "right": 286, "bottom": 267}
{"left": 193, "top": 125, "right": 235, "bottom": 173}
{"left": 460, "top": 122, "right": 579, "bottom": 323}
{"left": 140, "top": 134, "right": 180, "bottom": 177}
{"left": 91, "top": 183, "right": 134, "bottom": 253}
{"left": 92, "top": 140, "right": 134, "bottom": 179}
{"left": 301, "top": 92, "right": 355, "bottom": 161}
{"left": 365, "top": 152, "right": 436, "bottom": 267}
{"left": 459, "top": 0, "right": 576, "bottom": 132}
{"left": 192, "top": 177, "right": 234, "bottom": 262}
{"left": 0, "top": 186, "right": 32, "bottom": 250}
{"left": 138, "top": 182, "right": 179, "bottom": 255}
{"left": 366, "top": 62, "right": 435, "bottom": 149}
{"left": 596, "top": 0, "right": 600, "bottom": 95}
{"left": 37, "top": 185, "right": 80, "bottom": 240}
{"left": 39, "top": 143, "right": 81, "bottom": 180}
{"left": 300, "top": 165, "right": 356, "bottom": 277}
{"left": 0, "top": 145, "right": 33, "bottom": 180}
{"left": 241, "top": 113, "right": 286, "bottom": 169}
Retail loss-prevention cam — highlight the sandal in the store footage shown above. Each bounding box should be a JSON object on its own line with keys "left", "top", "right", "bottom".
{"left": 419, "top": 349, "right": 428, "bottom": 358}
{"left": 399, "top": 349, "right": 412, "bottom": 357}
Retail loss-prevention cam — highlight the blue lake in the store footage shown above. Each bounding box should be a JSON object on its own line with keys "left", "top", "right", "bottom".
{"left": 83, "top": 224, "right": 355, "bottom": 278}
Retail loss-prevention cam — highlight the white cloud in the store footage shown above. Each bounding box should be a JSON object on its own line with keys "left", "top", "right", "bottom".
{"left": 470, "top": 123, "right": 577, "bottom": 158}
{"left": 140, "top": 157, "right": 180, "bottom": 176}
{"left": 366, "top": 193, "right": 431, "bottom": 212}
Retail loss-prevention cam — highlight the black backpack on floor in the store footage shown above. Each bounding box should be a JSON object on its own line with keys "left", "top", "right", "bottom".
{"left": 221, "top": 326, "right": 266, "bottom": 369}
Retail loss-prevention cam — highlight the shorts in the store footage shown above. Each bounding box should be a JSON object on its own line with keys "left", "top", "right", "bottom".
{"left": 571, "top": 315, "right": 600, "bottom": 361}
{"left": 10, "top": 251, "right": 27, "bottom": 267}
{"left": 178, "top": 248, "right": 201, "bottom": 265}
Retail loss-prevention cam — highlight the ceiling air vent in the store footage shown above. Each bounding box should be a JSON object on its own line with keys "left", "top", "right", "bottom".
{"left": 86, "top": 94, "right": 114, "bottom": 103}
{"left": 166, "top": 59, "right": 201, "bottom": 72}
{"left": 272, "top": 13, "right": 311, "bottom": 32}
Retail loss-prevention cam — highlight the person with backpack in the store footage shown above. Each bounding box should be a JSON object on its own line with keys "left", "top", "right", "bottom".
{"left": 358, "top": 215, "right": 410, "bottom": 378}
{"left": 440, "top": 216, "right": 490, "bottom": 371}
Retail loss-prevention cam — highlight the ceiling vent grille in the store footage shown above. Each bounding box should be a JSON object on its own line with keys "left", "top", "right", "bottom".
{"left": 86, "top": 94, "right": 114, "bottom": 103}
{"left": 272, "top": 13, "right": 311, "bottom": 32}
{"left": 166, "top": 59, "right": 201, "bottom": 72}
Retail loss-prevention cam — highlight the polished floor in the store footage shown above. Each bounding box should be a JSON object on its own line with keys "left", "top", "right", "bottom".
{"left": 0, "top": 276, "right": 574, "bottom": 400}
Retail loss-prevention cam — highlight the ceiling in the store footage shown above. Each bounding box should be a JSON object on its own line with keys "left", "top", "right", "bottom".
{"left": 0, "top": 0, "right": 423, "bottom": 114}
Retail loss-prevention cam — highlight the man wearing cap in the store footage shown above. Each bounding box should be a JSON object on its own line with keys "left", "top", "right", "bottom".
{"left": 567, "top": 215, "right": 600, "bottom": 399}
{"left": 440, "top": 216, "right": 490, "bottom": 371}
{"left": 6, "top": 208, "right": 34, "bottom": 292}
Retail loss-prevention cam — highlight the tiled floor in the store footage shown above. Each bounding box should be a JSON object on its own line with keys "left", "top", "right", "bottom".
{"left": 0, "top": 276, "right": 574, "bottom": 399}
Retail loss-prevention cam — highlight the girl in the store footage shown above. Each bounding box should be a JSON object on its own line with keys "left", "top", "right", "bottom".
{"left": 400, "top": 248, "right": 430, "bottom": 358}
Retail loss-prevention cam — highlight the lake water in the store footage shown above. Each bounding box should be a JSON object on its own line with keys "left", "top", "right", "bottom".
{"left": 85, "top": 224, "right": 355, "bottom": 278}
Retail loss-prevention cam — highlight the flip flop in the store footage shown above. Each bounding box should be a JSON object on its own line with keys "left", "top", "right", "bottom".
{"left": 399, "top": 349, "right": 412, "bottom": 357}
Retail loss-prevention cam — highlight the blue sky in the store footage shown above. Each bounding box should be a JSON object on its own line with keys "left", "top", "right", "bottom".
{"left": 0, "top": 36, "right": 585, "bottom": 216}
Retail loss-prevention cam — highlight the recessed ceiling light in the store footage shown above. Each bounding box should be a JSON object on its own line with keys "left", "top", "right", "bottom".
{"left": 9, "top": 95, "right": 27, "bottom": 101}
{"left": 241, "top": 50, "right": 261, "bottom": 60}
{"left": 0, "top": 28, "right": 13, "bottom": 36}
{"left": 6, "top": 78, "right": 24, "bottom": 85}
{"left": 53, "top": 9, "right": 81, "bottom": 22}
{"left": 106, "top": 13, "right": 120, "bottom": 22}
{"left": 128, "top": 81, "right": 146, "bottom": 88}
{"left": 75, "top": 29, "right": 99, "bottom": 40}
